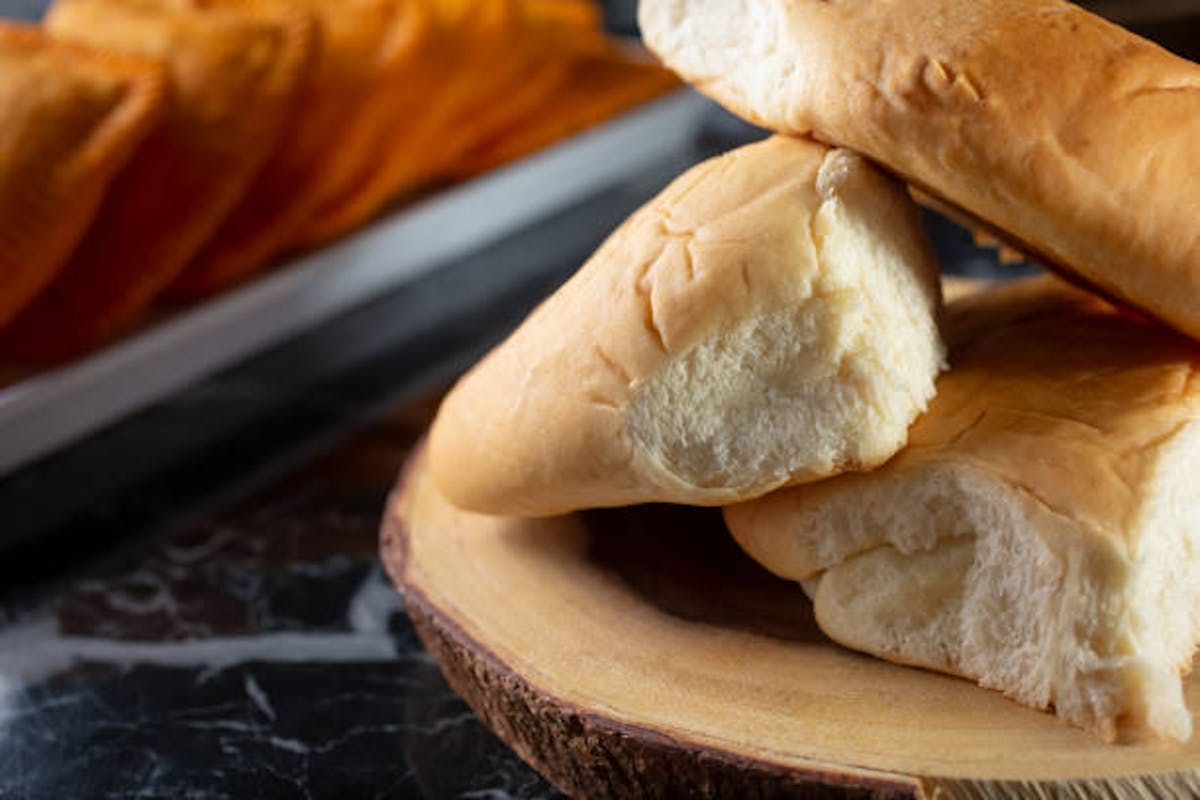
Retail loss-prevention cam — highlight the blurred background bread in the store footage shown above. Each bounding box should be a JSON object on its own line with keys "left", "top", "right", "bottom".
{"left": 0, "top": 22, "right": 164, "bottom": 329}
{"left": 0, "top": 0, "right": 677, "bottom": 364}
{"left": 0, "top": 0, "right": 313, "bottom": 361}
{"left": 166, "top": 0, "right": 395, "bottom": 298}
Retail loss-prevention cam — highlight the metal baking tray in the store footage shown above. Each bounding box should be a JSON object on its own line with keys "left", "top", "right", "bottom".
{"left": 0, "top": 89, "right": 710, "bottom": 476}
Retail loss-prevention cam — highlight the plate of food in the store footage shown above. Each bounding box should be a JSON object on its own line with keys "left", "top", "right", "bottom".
{"left": 380, "top": 0, "right": 1200, "bottom": 795}
{"left": 0, "top": 0, "right": 698, "bottom": 475}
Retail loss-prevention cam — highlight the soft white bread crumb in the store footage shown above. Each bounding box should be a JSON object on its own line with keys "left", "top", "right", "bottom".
{"left": 427, "top": 136, "right": 943, "bottom": 516}
{"left": 726, "top": 277, "right": 1200, "bottom": 742}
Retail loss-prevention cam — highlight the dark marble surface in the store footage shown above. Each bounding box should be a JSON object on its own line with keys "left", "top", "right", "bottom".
{"left": 0, "top": 394, "right": 569, "bottom": 799}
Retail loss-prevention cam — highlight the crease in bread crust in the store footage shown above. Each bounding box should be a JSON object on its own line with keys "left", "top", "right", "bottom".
{"left": 725, "top": 277, "right": 1200, "bottom": 742}
{"left": 427, "top": 136, "right": 943, "bottom": 515}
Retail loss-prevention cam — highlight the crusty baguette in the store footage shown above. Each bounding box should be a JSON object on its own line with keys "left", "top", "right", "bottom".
{"left": 0, "top": 0, "right": 312, "bottom": 361}
{"left": 428, "top": 136, "right": 943, "bottom": 516}
{"left": 640, "top": 0, "right": 1200, "bottom": 339}
{"left": 0, "top": 24, "right": 164, "bottom": 328}
{"left": 169, "top": 0, "right": 393, "bottom": 298}
{"left": 725, "top": 275, "right": 1200, "bottom": 742}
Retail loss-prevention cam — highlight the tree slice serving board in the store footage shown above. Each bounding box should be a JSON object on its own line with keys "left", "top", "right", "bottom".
{"left": 381, "top": 447, "right": 1200, "bottom": 798}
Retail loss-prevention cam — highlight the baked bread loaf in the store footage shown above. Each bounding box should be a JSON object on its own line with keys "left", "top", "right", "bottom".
{"left": 292, "top": 0, "right": 433, "bottom": 246}
{"left": 725, "top": 276, "right": 1200, "bottom": 742}
{"left": 639, "top": 0, "right": 1200, "bottom": 340}
{"left": 428, "top": 135, "right": 943, "bottom": 516}
{"left": 447, "top": 52, "right": 678, "bottom": 178}
{"left": 0, "top": 23, "right": 164, "bottom": 328}
{"left": 0, "top": 0, "right": 312, "bottom": 360}
{"left": 301, "top": 0, "right": 607, "bottom": 244}
{"left": 170, "top": 0, "right": 393, "bottom": 298}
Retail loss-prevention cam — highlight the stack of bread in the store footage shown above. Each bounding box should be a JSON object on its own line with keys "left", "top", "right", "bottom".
{"left": 406, "top": 0, "right": 1200, "bottom": 743}
{"left": 0, "top": 0, "right": 677, "bottom": 362}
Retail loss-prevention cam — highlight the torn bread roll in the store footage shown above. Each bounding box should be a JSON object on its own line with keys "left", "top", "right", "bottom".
{"left": 427, "top": 135, "right": 944, "bottom": 516}
{"left": 640, "top": 0, "right": 1200, "bottom": 340}
{"left": 725, "top": 276, "right": 1200, "bottom": 743}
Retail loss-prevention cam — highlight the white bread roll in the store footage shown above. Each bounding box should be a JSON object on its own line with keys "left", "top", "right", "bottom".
{"left": 428, "top": 136, "right": 943, "bottom": 516}
{"left": 725, "top": 276, "right": 1200, "bottom": 742}
{"left": 640, "top": 0, "right": 1200, "bottom": 340}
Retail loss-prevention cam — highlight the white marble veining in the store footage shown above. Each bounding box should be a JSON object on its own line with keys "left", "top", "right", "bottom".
{"left": 0, "top": 568, "right": 405, "bottom": 690}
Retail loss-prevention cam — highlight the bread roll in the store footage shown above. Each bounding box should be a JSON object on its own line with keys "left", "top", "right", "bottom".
{"left": 299, "top": 0, "right": 523, "bottom": 243}
{"left": 640, "top": 0, "right": 1200, "bottom": 340}
{"left": 0, "top": 0, "right": 313, "bottom": 361}
{"left": 448, "top": 53, "right": 679, "bottom": 178}
{"left": 168, "top": 0, "right": 395, "bottom": 298}
{"left": 0, "top": 24, "right": 164, "bottom": 328}
{"left": 428, "top": 136, "right": 943, "bottom": 516}
{"left": 725, "top": 276, "right": 1200, "bottom": 742}
{"left": 291, "top": 0, "right": 433, "bottom": 247}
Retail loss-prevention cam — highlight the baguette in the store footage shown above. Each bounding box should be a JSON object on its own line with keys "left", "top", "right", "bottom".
{"left": 0, "top": 0, "right": 312, "bottom": 360}
{"left": 0, "top": 24, "right": 164, "bottom": 328}
{"left": 640, "top": 0, "right": 1200, "bottom": 339}
{"left": 725, "top": 276, "right": 1200, "bottom": 742}
{"left": 428, "top": 136, "right": 943, "bottom": 515}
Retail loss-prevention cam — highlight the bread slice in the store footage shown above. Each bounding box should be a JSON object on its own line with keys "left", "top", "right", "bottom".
{"left": 427, "top": 136, "right": 943, "bottom": 516}
{"left": 639, "top": 0, "right": 1200, "bottom": 341}
{"left": 725, "top": 276, "right": 1200, "bottom": 742}
{"left": 169, "top": 0, "right": 394, "bottom": 298}
{"left": 0, "top": 0, "right": 313, "bottom": 361}
{"left": 0, "top": 23, "right": 164, "bottom": 328}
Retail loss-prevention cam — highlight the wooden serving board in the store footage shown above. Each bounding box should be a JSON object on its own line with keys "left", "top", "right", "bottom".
{"left": 382, "top": 448, "right": 1200, "bottom": 798}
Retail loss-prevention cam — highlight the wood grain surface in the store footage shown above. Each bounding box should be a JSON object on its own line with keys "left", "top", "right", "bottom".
{"left": 383, "top": 446, "right": 1200, "bottom": 798}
